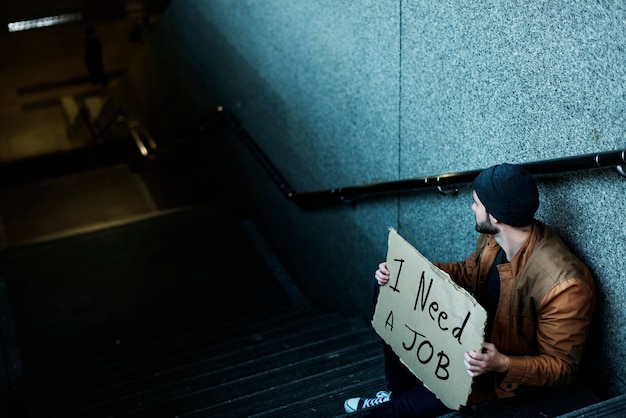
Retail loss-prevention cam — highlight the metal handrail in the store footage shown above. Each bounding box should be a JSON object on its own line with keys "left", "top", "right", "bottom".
{"left": 218, "top": 107, "right": 626, "bottom": 208}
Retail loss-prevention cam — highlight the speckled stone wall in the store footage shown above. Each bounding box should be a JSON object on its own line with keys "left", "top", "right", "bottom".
{"left": 132, "top": 0, "right": 626, "bottom": 397}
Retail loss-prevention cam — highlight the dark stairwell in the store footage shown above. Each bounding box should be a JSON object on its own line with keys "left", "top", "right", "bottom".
{"left": 0, "top": 128, "right": 387, "bottom": 418}
{"left": 0, "top": 13, "right": 388, "bottom": 413}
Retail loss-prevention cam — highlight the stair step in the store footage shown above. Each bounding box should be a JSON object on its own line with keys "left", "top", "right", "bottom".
{"left": 40, "top": 322, "right": 379, "bottom": 414}
{"left": 80, "top": 338, "right": 384, "bottom": 418}
{"left": 30, "top": 306, "right": 331, "bottom": 383}
{"left": 184, "top": 356, "right": 384, "bottom": 417}
{"left": 119, "top": 357, "right": 384, "bottom": 418}
{"left": 24, "top": 307, "right": 384, "bottom": 418}
{"left": 557, "top": 393, "right": 626, "bottom": 418}
{"left": 251, "top": 377, "right": 388, "bottom": 418}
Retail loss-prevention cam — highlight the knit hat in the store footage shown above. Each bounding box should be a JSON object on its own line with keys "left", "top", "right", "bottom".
{"left": 473, "top": 163, "right": 539, "bottom": 227}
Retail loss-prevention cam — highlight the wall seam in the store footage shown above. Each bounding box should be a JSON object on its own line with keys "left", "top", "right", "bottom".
{"left": 397, "top": 0, "right": 403, "bottom": 229}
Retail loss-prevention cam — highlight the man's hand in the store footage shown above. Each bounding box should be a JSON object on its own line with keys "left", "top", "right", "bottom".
{"left": 375, "top": 262, "right": 390, "bottom": 286}
{"left": 464, "top": 343, "right": 510, "bottom": 377}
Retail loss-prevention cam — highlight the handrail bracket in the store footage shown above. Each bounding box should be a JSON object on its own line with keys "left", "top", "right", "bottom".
{"left": 436, "top": 176, "right": 459, "bottom": 196}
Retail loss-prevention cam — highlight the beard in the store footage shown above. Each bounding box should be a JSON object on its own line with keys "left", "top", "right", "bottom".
{"left": 475, "top": 214, "right": 499, "bottom": 234}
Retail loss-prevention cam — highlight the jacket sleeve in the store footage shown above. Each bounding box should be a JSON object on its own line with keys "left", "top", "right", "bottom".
{"left": 497, "top": 277, "right": 595, "bottom": 394}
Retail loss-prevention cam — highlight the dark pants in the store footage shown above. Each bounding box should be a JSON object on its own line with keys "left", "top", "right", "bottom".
{"left": 368, "top": 283, "right": 452, "bottom": 417}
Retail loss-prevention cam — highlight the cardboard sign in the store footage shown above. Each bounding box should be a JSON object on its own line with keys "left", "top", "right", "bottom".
{"left": 372, "top": 227, "right": 487, "bottom": 410}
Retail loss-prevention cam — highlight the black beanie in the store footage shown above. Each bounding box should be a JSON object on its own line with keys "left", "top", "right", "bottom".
{"left": 473, "top": 163, "right": 539, "bottom": 227}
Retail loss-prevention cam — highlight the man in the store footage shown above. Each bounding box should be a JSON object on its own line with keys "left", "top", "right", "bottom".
{"left": 344, "top": 163, "right": 596, "bottom": 417}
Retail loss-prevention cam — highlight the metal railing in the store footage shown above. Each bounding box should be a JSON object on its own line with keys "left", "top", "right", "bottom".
{"left": 218, "top": 107, "right": 626, "bottom": 208}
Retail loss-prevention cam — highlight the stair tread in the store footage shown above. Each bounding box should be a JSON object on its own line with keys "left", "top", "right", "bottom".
{"left": 34, "top": 325, "right": 380, "bottom": 412}
{"left": 108, "top": 356, "right": 385, "bottom": 418}
{"left": 29, "top": 306, "right": 338, "bottom": 383}
{"left": 24, "top": 308, "right": 383, "bottom": 418}
{"left": 21, "top": 300, "right": 602, "bottom": 418}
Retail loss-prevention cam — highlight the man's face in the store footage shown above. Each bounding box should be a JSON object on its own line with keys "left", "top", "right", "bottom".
{"left": 472, "top": 191, "right": 499, "bottom": 234}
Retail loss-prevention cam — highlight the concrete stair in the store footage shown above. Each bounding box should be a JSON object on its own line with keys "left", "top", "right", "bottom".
{"left": 23, "top": 306, "right": 386, "bottom": 418}
{"left": 22, "top": 300, "right": 625, "bottom": 418}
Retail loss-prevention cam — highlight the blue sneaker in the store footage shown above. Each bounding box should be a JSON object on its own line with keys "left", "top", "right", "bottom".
{"left": 344, "top": 390, "right": 391, "bottom": 413}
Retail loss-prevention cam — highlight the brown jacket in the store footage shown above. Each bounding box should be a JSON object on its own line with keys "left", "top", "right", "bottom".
{"left": 436, "top": 221, "right": 596, "bottom": 404}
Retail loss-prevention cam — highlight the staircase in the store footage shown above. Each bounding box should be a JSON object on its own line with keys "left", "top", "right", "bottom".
{"left": 23, "top": 306, "right": 386, "bottom": 418}
{"left": 0, "top": 103, "right": 387, "bottom": 417}
{"left": 0, "top": 198, "right": 387, "bottom": 418}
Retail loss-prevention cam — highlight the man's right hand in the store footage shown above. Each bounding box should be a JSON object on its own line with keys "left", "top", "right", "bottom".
{"left": 375, "top": 262, "right": 390, "bottom": 286}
